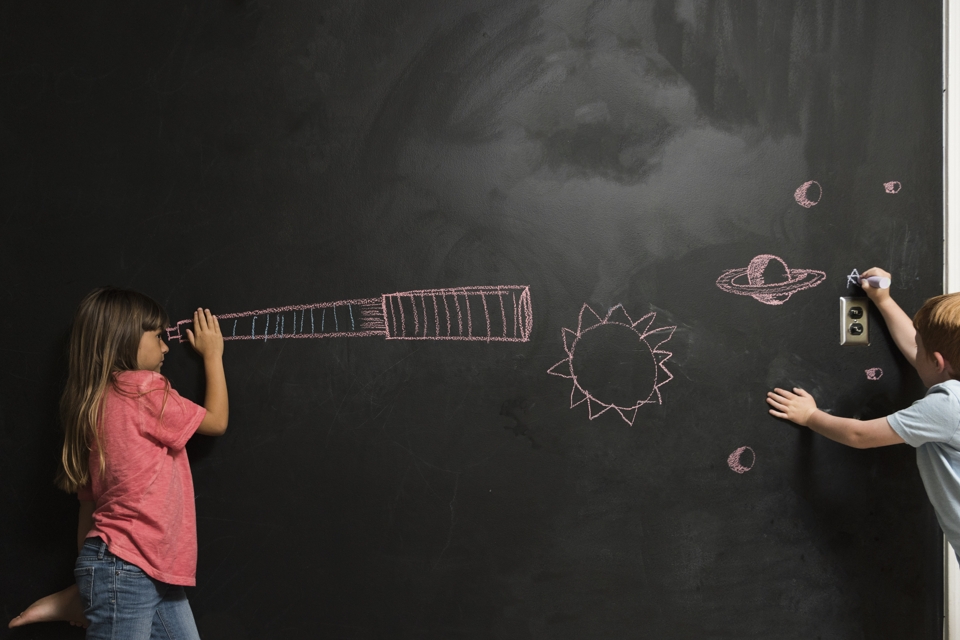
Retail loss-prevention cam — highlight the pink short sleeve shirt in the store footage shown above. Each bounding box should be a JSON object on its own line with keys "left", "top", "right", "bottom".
{"left": 79, "top": 370, "right": 206, "bottom": 586}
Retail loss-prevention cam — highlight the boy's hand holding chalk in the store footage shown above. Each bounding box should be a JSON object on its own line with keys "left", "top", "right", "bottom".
{"left": 859, "top": 267, "right": 893, "bottom": 304}
{"left": 860, "top": 275, "right": 891, "bottom": 289}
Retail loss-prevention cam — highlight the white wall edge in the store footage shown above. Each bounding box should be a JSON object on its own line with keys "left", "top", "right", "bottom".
{"left": 946, "top": 1, "right": 959, "bottom": 639}
{"left": 948, "top": 2, "right": 960, "bottom": 294}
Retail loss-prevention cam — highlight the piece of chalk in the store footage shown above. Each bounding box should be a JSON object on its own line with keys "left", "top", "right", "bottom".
{"left": 860, "top": 276, "right": 891, "bottom": 289}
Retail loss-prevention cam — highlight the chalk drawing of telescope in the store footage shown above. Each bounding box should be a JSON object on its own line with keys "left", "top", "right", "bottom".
{"left": 166, "top": 286, "right": 533, "bottom": 344}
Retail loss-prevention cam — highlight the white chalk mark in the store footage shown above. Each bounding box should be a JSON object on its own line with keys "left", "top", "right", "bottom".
{"left": 847, "top": 268, "right": 861, "bottom": 288}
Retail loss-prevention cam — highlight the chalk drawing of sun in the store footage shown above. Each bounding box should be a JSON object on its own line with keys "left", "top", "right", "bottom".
{"left": 547, "top": 304, "right": 676, "bottom": 425}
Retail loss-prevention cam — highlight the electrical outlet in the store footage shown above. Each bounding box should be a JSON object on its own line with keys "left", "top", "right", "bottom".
{"left": 840, "top": 297, "right": 869, "bottom": 346}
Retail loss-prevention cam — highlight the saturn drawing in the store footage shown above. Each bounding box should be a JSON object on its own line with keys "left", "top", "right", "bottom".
{"left": 716, "top": 254, "right": 826, "bottom": 306}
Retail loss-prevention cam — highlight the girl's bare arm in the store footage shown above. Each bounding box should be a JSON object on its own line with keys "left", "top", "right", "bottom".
{"left": 186, "top": 308, "right": 229, "bottom": 436}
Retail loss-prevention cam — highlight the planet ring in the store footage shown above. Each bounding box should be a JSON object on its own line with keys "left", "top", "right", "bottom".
{"left": 716, "top": 268, "right": 826, "bottom": 295}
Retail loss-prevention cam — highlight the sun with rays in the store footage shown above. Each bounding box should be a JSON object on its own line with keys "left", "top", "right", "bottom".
{"left": 547, "top": 304, "right": 676, "bottom": 425}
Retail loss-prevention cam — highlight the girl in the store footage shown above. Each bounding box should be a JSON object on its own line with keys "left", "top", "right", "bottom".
{"left": 8, "top": 287, "right": 228, "bottom": 639}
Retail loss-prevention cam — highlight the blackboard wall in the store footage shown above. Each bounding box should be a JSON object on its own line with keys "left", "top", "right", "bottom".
{"left": 0, "top": 1, "right": 944, "bottom": 638}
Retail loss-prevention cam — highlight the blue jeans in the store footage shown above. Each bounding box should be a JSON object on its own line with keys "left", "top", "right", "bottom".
{"left": 74, "top": 537, "right": 201, "bottom": 640}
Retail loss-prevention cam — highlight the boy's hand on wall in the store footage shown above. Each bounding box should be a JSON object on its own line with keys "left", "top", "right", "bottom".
{"left": 860, "top": 267, "right": 892, "bottom": 304}
{"left": 767, "top": 387, "right": 818, "bottom": 427}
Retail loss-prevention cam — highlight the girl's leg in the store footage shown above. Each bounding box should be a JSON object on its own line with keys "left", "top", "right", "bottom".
{"left": 7, "top": 584, "right": 88, "bottom": 628}
{"left": 75, "top": 539, "right": 164, "bottom": 640}
{"left": 150, "top": 586, "right": 201, "bottom": 640}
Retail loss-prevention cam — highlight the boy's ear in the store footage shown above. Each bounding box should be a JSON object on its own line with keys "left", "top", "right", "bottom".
{"left": 934, "top": 351, "right": 953, "bottom": 375}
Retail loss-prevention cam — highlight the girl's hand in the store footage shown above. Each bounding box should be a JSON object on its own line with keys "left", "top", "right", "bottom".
{"left": 767, "top": 387, "right": 818, "bottom": 427}
{"left": 185, "top": 308, "right": 224, "bottom": 360}
{"left": 860, "top": 267, "right": 892, "bottom": 305}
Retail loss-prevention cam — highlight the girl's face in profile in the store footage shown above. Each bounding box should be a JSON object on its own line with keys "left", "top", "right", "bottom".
{"left": 136, "top": 329, "right": 169, "bottom": 372}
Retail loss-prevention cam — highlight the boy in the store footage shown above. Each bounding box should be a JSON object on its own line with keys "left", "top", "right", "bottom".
{"left": 767, "top": 267, "right": 960, "bottom": 556}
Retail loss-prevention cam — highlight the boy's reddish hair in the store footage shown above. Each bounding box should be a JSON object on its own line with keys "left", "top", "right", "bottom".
{"left": 914, "top": 292, "right": 960, "bottom": 377}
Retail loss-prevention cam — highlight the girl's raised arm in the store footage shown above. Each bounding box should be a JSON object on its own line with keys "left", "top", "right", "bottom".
{"left": 186, "top": 308, "right": 229, "bottom": 436}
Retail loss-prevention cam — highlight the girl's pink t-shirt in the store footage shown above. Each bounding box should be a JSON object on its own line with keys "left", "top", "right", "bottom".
{"left": 77, "top": 370, "right": 206, "bottom": 586}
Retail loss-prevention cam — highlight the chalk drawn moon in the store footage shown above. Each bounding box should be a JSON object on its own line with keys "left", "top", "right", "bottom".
{"left": 866, "top": 367, "right": 883, "bottom": 380}
{"left": 728, "top": 446, "right": 755, "bottom": 474}
{"left": 884, "top": 181, "right": 902, "bottom": 194}
{"left": 794, "top": 180, "right": 822, "bottom": 208}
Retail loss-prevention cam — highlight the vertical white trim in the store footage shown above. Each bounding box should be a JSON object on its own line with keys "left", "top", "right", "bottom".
{"left": 949, "top": 540, "right": 959, "bottom": 640}
{"left": 946, "top": 1, "right": 960, "bottom": 638}
{"left": 950, "top": 0, "right": 960, "bottom": 296}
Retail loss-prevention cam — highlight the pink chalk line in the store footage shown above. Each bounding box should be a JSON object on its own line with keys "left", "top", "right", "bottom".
{"left": 547, "top": 303, "right": 675, "bottom": 426}
{"left": 727, "top": 447, "right": 755, "bottom": 474}
{"left": 794, "top": 180, "right": 822, "bottom": 208}
{"left": 166, "top": 285, "right": 533, "bottom": 344}
{"left": 884, "top": 181, "right": 901, "bottom": 194}
{"left": 866, "top": 368, "right": 883, "bottom": 381}
{"left": 716, "top": 254, "right": 826, "bottom": 305}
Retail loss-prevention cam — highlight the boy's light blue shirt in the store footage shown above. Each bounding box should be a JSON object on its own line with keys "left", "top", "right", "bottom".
{"left": 887, "top": 379, "right": 960, "bottom": 554}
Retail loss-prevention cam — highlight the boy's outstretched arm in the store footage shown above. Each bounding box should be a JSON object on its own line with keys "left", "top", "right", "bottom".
{"left": 860, "top": 267, "right": 918, "bottom": 367}
{"left": 767, "top": 387, "right": 904, "bottom": 449}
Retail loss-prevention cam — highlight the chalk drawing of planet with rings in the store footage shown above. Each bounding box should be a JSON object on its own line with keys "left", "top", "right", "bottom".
{"left": 716, "top": 254, "right": 826, "bottom": 306}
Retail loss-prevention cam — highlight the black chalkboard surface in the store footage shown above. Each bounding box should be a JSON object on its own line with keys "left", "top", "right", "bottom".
{"left": 0, "top": 1, "right": 944, "bottom": 638}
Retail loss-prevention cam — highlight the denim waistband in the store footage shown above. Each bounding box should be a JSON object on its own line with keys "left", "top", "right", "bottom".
{"left": 84, "top": 536, "right": 109, "bottom": 560}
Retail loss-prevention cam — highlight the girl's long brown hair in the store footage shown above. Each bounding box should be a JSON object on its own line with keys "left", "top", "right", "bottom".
{"left": 57, "top": 287, "right": 169, "bottom": 493}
